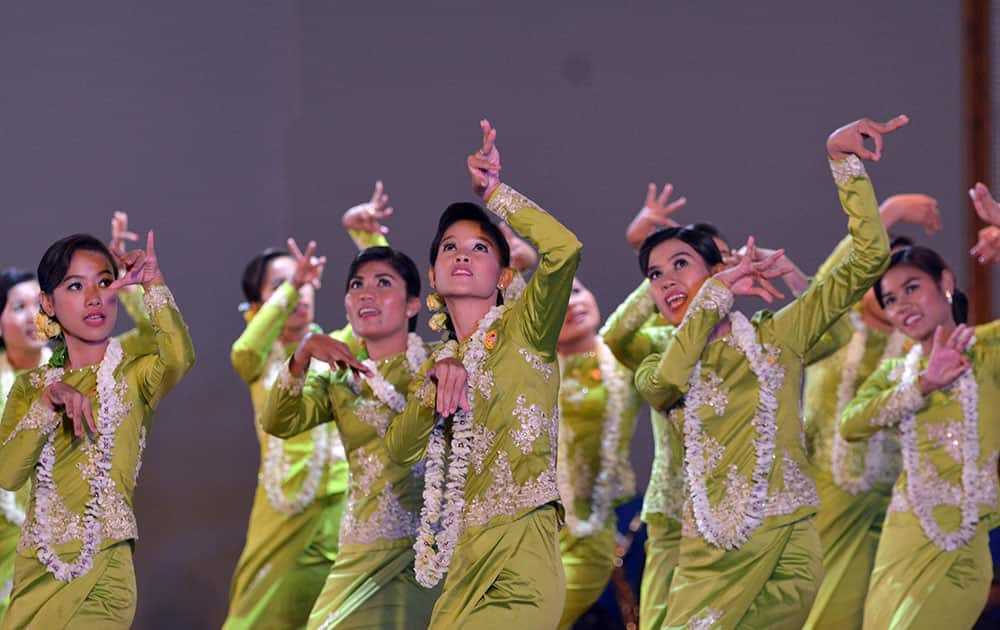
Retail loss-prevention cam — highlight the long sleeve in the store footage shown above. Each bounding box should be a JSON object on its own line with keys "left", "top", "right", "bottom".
{"left": 803, "top": 315, "right": 853, "bottom": 366}
{"left": 231, "top": 282, "right": 299, "bottom": 384}
{"left": 840, "top": 358, "right": 925, "bottom": 441}
{"left": 634, "top": 278, "right": 733, "bottom": 412}
{"left": 384, "top": 370, "right": 437, "bottom": 467}
{"left": 0, "top": 376, "right": 59, "bottom": 490}
{"left": 601, "top": 280, "right": 660, "bottom": 371}
{"left": 348, "top": 229, "right": 389, "bottom": 250}
{"left": 770, "top": 157, "right": 890, "bottom": 357}
{"left": 260, "top": 363, "right": 336, "bottom": 438}
{"left": 116, "top": 286, "right": 157, "bottom": 357}
{"left": 487, "top": 184, "right": 582, "bottom": 357}
{"left": 132, "top": 284, "right": 196, "bottom": 408}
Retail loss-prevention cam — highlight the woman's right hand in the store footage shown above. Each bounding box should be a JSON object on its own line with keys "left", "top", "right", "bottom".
{"left": 826, "top": 115, "right": 909, "bottom": 161}
{"left": 290, "top": 333, "right": 370, "bottom": 377}
{"left": 878, "top": 194, "right": 941, "bottom": 235}
{"left": 43, "top": 382, "right": 96, "bottom": 438}
{"left": 918, "top": 324, "right": 975, "bottom": 395}
{"left": 427, "top": 358, "right": 470, "bottom": 417}
{"left": 625, "top": 182, "right": 687, "bottom": 250}
{"left": 288, "top": 238, "right": 326, "bottom": 291}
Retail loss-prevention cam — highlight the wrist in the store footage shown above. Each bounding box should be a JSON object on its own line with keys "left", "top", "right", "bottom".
{"left": 917, "top": 373, "right": 938, "bottom": 396}
{"left": 879, "top": 205, "right": 900, "bottom": 229}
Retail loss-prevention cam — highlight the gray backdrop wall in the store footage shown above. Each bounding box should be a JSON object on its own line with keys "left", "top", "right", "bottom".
{"left": 0, "top": 2, "right": 983, "bottom": 627}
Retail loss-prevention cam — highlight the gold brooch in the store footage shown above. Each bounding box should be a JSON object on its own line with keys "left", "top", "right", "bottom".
{"left": 484, "top": 330, "right": 498, "bottom": 350}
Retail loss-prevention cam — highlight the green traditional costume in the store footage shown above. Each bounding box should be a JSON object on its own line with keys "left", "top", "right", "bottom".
{"left": 635, "top": 155, "right": 890, "bottom": 629}
{"left": 0, "top": 284, "right": 194, "bottom": 629}
{"left": 386, "top": 183, "right": 581, "bottom": 629}
{"left": 223, "top": 280, "right": 350, "bottom": 629}
{"left": 602, "top": 281, "right": 683, "bottom": 630}
{"left": 802, "top": 239, "right": 908, "bottom": 630}
{"left": 840, "top": 321, "right": 1000, "bottom": 629}
{"left": 261, "top": 332, "right": 441, "bottom": 630}
{"left": 555, "top": 333, "right": 641, "bottom": 629}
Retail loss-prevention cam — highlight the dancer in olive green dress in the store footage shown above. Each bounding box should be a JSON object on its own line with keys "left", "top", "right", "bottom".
{"left": 0, "top": 231, "right": 194, "bottom": 628}
{"left": 634, "top": 115, "right": 902, "bottom": 628}
{"left": 554, "top": 277, "right": 642, "bottom": 629}
{"left": 839, "top": 183, "right": 1000, "bottom": 629}
{"left": 224, "top": 184, "right": 393, "bottom": 629}
{"left": 261, "top": 244, "right": 442, "bottom": 630}
{"left": 386, "top": 120, "right": 580, "bottom": 629}
{"left": 802, "top": 194, "right": 944, "bottom": 630}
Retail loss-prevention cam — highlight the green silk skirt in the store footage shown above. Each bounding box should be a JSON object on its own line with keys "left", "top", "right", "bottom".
{"left": 804, "top": 471, "right": 888, "bottom": 630}
{"left": 663, "top": 517, "right": 822, "bottom": 629}
{"left": 428, "top": 504, "right": 565, "bottom": 629}
{"left": 223, "top": 490, "right": 345, "bottom": 629}
{"left": 2, "top": 541, "right": 135, "bottom": 629}
{"left": 639, "top": 517, "right": 682, "bottom": 630}
{"left": 557, "top": 518, "right": 616, "bottom": 629}
{"left": 306, "top": 541, "right": 439, "bottom": 630}
{"left": 862, "top": 511, "right": 992, "bottom": 629}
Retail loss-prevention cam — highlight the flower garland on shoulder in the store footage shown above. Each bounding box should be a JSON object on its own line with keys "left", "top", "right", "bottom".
{"left": 557, "top": 336, "right": 629, "bottom": 537}
{"left": 358, "top": 333, "right": 427, "bottom": 414}
{"left": 684, "top": 311, "right": 783, "bottom": 549}
{"left": 34, "top": 338, "right": 126, "bottom": 581}
{"left": 896, "top": 341, "right": 982, "bottom": 550}
{"left": 414, "top": 305, "right": 505, "bottom": 588}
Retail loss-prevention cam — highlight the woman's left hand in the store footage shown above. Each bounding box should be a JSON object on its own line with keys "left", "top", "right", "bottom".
{"left": 714, "top": 236, "right": 793, "bottom": 303}
{"left": 110, "top": 230, "right": 164, "bottom": 289}
{"left": 970, "top": 182, "right": 1000, "bottom": 227}
{"left": 467, "top": 119, "right": 501, "bottom": 200}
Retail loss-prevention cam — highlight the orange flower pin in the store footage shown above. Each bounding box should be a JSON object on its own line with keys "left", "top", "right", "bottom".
{"left": 484, "top": 330, "right": 498, "bottom": 350}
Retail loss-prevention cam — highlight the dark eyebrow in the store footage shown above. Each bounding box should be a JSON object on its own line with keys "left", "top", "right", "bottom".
{"left": 670, "top": 252, "right": 689, "bottom": 260}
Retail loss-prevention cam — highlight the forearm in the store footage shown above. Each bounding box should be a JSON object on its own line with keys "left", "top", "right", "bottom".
{"left": 385, "top": 381, "right": 437, "bottom": 467}
{"left": 601, "top": 279, "right": 658, "bottom": 371}
{"left": 231, "top": 282, "right": 299, "bottom": 383}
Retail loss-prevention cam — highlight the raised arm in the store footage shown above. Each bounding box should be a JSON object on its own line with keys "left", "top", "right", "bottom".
{"left": 470, "top": 120, "right": 582, "bottom": 355}
{"left": 111, "top": 231, "right": 196, "bottom": 407}
{"left": 342, "top": 180, "right": 393, "bottom": 249}
{"left": 601, "top": 279, "right": 661, "bottom": 371}
{"left": 770, "top": 116, "right": 905, "bottom": 356}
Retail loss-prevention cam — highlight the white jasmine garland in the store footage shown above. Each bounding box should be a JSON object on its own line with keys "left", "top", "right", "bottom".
{"left": 896, "top": 342, "right": 982, "bottom": 550}
{"left": 413, "top": 306, "right": 504, "bottom": 587}
{"left": 360, "top": 333, "right": 426, "bottom": 414}
{"left": 684, "top": 312, "right": 782, "bottom": 550}
{"left": 0, "top": 491, "right": 24, "bottom": 527}
{"left": 34, "top": 339, "right": 126, "bottom": 581}
{"left": 263, "top": 427, "right": 330, "bottom": 516}
{"left": 831, "top": 313, "right": 906, "bottom": 493}
{"left": 557, "top": 337, "right": 628, "bottom": 537}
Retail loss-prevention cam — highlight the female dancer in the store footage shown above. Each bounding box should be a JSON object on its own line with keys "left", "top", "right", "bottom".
{"left": 385, "top": 119, "right": 581, "bottom": 628}
{"left": 224, "top": 184, "right": 392, "bottom": 629}
{"left": 0, "top": 231, "right": 193, "bottom": 628}
{"left": 554, "top": 276, "right": 642, "bottom": 629}
{"left": 608, "top": 185, "right": 850, "bottom": 629}
{"left": 802, "top": 195, "right": 941, "bottom": 630}
{"left": 0, "top": 268, "right": 48, "bottom": 618}
{"left": 261, "top": 243, "right": 439, "bottom": 629}
{"left": 634, "top": 114, "right": 902, "bottom": 628}
{"left": 839, "top": 184, "right": 1000, "bottom": 629}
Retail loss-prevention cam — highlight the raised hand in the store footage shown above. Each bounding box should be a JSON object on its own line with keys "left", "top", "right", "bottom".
{"left": 971, "top": 225, "right": 1000, "bottom": 265}
{"left": 290, "top": 333, "right": 370, "bottom": 377}
{"left": 109, "top": 211, "right": 139, "bottom": 262}
{"left": 713, "top": 236, "right": 794, "bottom": 303}
{"left": 43, "top": 382, "right": 96, "bottom": 438}
{"left": 110, "top": 230, "right": 164, "bottom": 290}
{"left": 735, "top": 241, "right": 809, "bottom": 296}
{"left": 288, "top": 238, "right": 326, "bottom": 290}
{"left": 625, "top": 183, "right": 688, "bottom": 250}
{"left": 467, "top": 119, "right": 501, "bottom": 199}
{"left": 427, "top": 358, "right": 470, "bottom": 417}
{"left": 499, "top": 222, "right": 538, "bottom": 272}
{"left": 879, "top": 194, "right": 941, "bottom": 235}
{"left": 969, "top": 182, "right": 1000, "bottom": 226}
{"left": 827, "top": 115, "right": 909, "bottom": 161}
{"left": 342, "top": 180, "right": 395, "bottom": 235}
{"left": 919, "top": 324, "right": 974, "bottom": 395}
